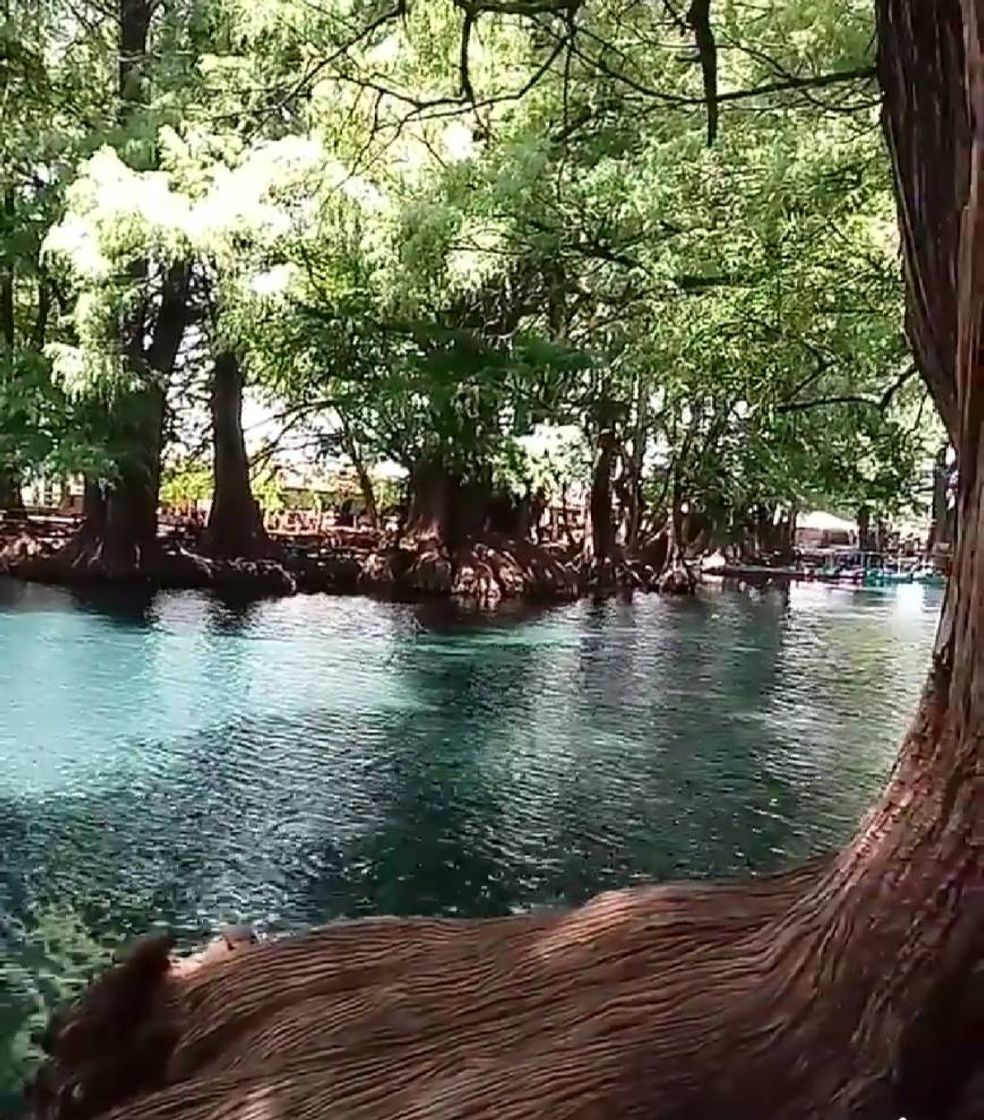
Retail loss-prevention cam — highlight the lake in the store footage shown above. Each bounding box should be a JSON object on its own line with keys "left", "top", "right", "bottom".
{"left": 0, "top": 579, "right": 941, "bottom": 1099}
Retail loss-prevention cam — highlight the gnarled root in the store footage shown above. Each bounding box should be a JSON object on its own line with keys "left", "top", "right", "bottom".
{"left": 0, "top": 532, "right": 50, "bottom": 574}
{"left": 362, "top": 536, "right": 577, "bottom": 604}
{"left": 16, "top": 542, "right": 299, "bottom": 596}
{"left": 25, "top": 864, "right": 911, "bottom": 1120}
{"left": 453, "top": 536, "right": 577, "bottom": 604}
{"left": 657, "top": 563, "right": 697, "bottom": 595}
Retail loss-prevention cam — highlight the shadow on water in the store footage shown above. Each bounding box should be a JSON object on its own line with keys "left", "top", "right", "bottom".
{"left": 204, "top": 594, "right": 265, "bottom": 635}
{"left": 65, "top": 585, "right": 162, "bottom": 629}
{"left": 0, "top": 579, "right": 161, "bottom": 629}
{"left": 410, "top": 595, "right": 562, "bottom": 634}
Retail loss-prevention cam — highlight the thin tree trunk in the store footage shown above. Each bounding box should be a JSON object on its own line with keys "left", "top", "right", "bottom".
{"left": 205, "top": 351, "right": 269, "bottom": 559}
{"left": 1, "top": 185, "right": 13, "bottom": 356}
{"left": 584, "top": 427, "right": 615, "bottom": 569}
{"left": 928, "top": 442, "right": 954, "bottom": 554}
{"left": 337, "top": 412, "right": 378, "bottom": 529}
{"left": 0, "top": 186, "right": 23, "bottom": 516}
{"left": 560, "top": 481, "right": 576, "bottom": 548}
{"left": 32, "top": 263, "right": 50, "bottom": 351}
{"left": 857, "top": 504, "right": 874, "bottom": 552}
{"left": 82, "top": 476, "right": 106, "bottom": 526}
{"left": 0, "top": 470, "right": 22, "bottom": 512}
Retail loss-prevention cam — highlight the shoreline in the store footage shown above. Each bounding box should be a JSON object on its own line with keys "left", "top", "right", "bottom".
{"left": 0, "top": 519, "right": 694, "bottom": 603}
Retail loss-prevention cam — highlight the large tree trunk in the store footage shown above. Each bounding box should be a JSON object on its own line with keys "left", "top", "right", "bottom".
{"left": 54, "top": 264, "right": 189, "bottom": 577}
{"left": 53, "top": 2, "right": 186, "bottom": 578}
{"left": 22, "top": 3, "right": 984, "bottom": 1118}
{"left": 97, "top": 386, "right": 164, "bottom": 575}
{"left": 205, "top": 351, "right": 270, "bottom": 560}
{"left": 405, "top": 458, "right": 454, "bottom": 544}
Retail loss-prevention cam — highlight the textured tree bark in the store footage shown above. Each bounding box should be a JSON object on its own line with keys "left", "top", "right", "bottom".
{"left": 205, "top": 351, "right": 270, "bottom": 560}
{"left": 57, "top": 265, "right": 188, "bottom": 578}
{"left": 405, "top": 458, "right": 454, "bottom": 544}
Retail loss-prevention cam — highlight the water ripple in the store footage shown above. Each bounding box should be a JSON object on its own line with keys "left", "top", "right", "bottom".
{"left": 0, "top": 579, "right": 940, "bottom": 1094}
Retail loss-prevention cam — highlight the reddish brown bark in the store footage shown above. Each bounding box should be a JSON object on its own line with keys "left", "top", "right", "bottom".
{"left": 405, "top": 458, "right": 454, "bottom": 543}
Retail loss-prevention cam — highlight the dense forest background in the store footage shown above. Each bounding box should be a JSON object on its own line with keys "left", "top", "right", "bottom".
{"left": 0, "top": 0, "right": 944, "bottom": 591}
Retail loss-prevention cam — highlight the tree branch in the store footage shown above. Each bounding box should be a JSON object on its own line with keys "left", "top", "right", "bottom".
{"left": 686, "top": 0, "right": 718, "bottom": 143}
{"left": 559, "top": 25, "right": 874, "bottom": 111}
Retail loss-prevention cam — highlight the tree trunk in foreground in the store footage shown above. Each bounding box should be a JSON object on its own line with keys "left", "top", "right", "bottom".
{"left": 205, "top": 351, "right": 270, "bottom": 560}
{"left": 24, "top": 2, "right": 984, "bottom": 1118}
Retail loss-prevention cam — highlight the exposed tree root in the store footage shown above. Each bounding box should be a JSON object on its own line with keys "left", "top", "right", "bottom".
{"left": 5, "top": 520, "right": 707, "bottom": 603}
{"left": 631, "top": 526, "right": 699, "bottom": 595}
{"left": 14, "top": 543, "right": 299, "bottom": 597}
{"left": 0, "top": 530, "right": 51, "bottom": 574}
{"left": 27, "top": 861, "right": 838, "bottom": 1120}
{"left": 453, "top": 534, "right": 578, "bottom": 603}
{"left": 362, "top": 535, "right": 578, "bottom": 604}
{"left": 657, "top": 563, "right": 697, "bottom": 595}
{"left": 20, "top": 643, "right": 984, "bottom": 1120}
{"left": 24, "top": 844, "right": 984, "bottom": 1120}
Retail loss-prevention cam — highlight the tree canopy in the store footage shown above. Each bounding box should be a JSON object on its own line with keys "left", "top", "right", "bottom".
{"left": 0, "top": 0, "right": 941, "bottom": 566}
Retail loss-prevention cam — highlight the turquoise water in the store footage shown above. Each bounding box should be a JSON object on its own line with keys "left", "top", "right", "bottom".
{"left": 0, "top": 579, "right": 941, "bottom": 1097}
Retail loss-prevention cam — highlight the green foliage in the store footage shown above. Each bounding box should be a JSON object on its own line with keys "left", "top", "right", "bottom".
{"left": 161, "top": 460, "right": 213, "bottom": 505}
{"left": 1, "top": 0, "right": 941, "bottom": 537}
{"left": 0, "top": 908, "right": 115, "bottom": 1092}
